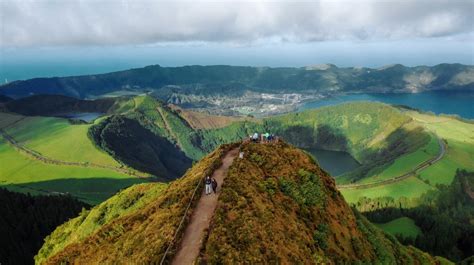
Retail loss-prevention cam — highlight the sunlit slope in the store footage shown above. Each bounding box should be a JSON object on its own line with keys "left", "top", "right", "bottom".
{"left": 341, "top": 111, "right": 474, "bottom": 207}
{"left": 409, "top": 112, "right": 474, "bottom": 185}
{"left": 0, "top": 112, "right": 148, "bottom": 204}
{"left": 0, "top": 138, "right": 143, "bottom": 204}
{"left": 358, "top": 133, "right": 440, "bottom": 184}
{"left": 5, "top": 116, "right": 122, "bottom": 166}
{"left": 36, "top": 182, "right": 167, "bottom": 264}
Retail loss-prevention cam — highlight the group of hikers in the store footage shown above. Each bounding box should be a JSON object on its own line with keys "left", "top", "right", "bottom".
{"left": 204, "top": 175, "right": 218, "bottom": 195}
{"left": 249, "top": 132, "right": 277, "bottom": 143}
{"left": 203, "top": 133, "right": 279, "bottom": 195}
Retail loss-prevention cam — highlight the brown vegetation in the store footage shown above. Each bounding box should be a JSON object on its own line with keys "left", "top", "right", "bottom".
{"left": 168, "top": 104, "right": 252, "bottom": 129}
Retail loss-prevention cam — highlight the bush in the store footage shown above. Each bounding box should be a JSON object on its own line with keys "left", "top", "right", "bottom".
{"left": 258, "top": 178, "right": 278, "bottom": 196}
{"left": 313, "top": 223, "right": 329, "bottom": 250}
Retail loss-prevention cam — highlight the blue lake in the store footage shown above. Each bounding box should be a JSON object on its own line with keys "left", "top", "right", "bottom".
{"left": 59, "top": 112, "right": 103, "bottom": 122}
{"left": 305, "top": 148, "right": 360, "bottom": 176}
{"left": 299, "top": 91, "right": 474, "bottom": 119}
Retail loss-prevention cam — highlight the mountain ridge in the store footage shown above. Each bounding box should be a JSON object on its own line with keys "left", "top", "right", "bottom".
{"left": 1, "top": 64, "right": 472, "bottom": 101}
{"left": 36, "top": 142, "right": 451, "bottom": 264}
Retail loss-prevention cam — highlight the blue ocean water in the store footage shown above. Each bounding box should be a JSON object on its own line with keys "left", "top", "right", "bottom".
{"left": 299, "top": 91, "right": 474, "bottom": 119}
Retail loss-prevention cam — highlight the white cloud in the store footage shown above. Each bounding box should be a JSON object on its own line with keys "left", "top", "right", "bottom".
{"left": 0, "top": 0, "right": 473, "bottom": 47}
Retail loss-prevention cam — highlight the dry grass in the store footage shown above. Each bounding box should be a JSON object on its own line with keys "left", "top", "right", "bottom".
{"left": 168, "top": 104, "right": 252, "bottom": 129}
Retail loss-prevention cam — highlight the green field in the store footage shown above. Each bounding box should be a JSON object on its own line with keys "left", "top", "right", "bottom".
{"left": 375, "top": 217, "right": 422, "bottom": 239}
{"left": 341, "top": 176, "right": 434, "bottom": 204}
{"left": 5, "top": 116, "right": 121, "bottom": 167}
{"left": 360, "top": 134, "right": 439, "bottom": 184}
{"left": 0, "top": 138, "right": 145, "bottom": 204}
{"left": 409, "top": 112, "right": 474, "bottom": 185}
{"left": 0, "top": 113, "right": 148, "bottom": 204}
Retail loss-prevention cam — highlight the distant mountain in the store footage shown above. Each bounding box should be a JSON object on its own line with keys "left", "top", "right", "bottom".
{"left": 1, "top": 94, "right": 119, "bottom": 116}
{"left": 36, "top": 143, "right": 450, "bottom": 264}
{"left": 1, "top": 64, "right": 472, "bottom": 100}
{"left": 0, "top": 94, "right": 12, "bottom": 103}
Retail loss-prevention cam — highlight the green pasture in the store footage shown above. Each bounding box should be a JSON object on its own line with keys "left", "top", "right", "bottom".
{"left": 0, "top": 137, "right": 145, "bottom": 205}
{"left": 5, "top": 116, "right": 122, "bottom": 167}
{"left": 375, "top": 217, "right": 422, "bottom": 239}
{"left": 409, "top": 112, "right": 474, "bottom": 185}
{"left": 360, "top": 134, "right": 439, "bottom": 184}
{"left": 341, "top": 176, "right": 434, "bottom": 205}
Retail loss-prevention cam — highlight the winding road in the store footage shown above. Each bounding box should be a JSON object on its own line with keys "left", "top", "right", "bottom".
{"left": 337, "top": 137, "right": 447, "bottom": 190}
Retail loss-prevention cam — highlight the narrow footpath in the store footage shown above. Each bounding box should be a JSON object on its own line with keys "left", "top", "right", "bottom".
{"left": 172, "top": 148, "right": 239, "bottom": 265}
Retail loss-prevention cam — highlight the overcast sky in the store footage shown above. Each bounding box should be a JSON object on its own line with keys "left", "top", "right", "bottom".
{"left": 0, "top": 0, "right": 473, "bottom": 80}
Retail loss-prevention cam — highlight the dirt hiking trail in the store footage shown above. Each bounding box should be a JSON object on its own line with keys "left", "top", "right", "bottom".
{"left": 172, "top": 148, "right": 239, "bottom": 265}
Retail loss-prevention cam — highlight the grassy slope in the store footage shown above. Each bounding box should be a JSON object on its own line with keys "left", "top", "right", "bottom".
{"left": 341, "top": 176, "right": 434, "bottom": 204}
{"left": 375, "top": 217, "right": 422, "bottom": 239}
{"left": 0, "top": 112, "right": 148, "bottom": 204}
{"left": 0, "top": 138, "right": 143, "bottom": 204}
{"left": 341, "top": 111, "right": 474, "bottom": 206}
{"left": 0, "top": 112, "right": 24, "bottom": 129}
{"left": 359, "top": 134, "right": 439, "bottom": 184}
{"left": 266, "top": 102, "right": 412, "bottom": 158}
{"left": 36, "top": 183, "right": 167, "bottom": 264}
{"left": 168, "top": 104, "right": 251, "bottom": 129}
{"left": 5, "top": 116, "right": 121, "bottom": 167}
{"left": 409, "top": 112, "right": 474, "bottom": 185}
{"left": 126, "top": 96, "right": 204, "bottom": 160}
{"left": 37, "top": 144, "right": 236, "bottom": 264}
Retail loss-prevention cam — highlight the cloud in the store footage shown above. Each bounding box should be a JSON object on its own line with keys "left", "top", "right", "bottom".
{"left": 1, "top": 0, "right": 473, "bottom": 47}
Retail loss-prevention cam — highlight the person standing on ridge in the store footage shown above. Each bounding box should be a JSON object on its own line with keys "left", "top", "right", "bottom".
{"left": 204, "top": 175, "right": 212, "bottom": 195}
{"left": 211, "top": 177, "right": 218, "bottom": 194}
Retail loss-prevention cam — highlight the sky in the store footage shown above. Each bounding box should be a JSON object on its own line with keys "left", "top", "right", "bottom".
{"left": 0, "top": 0, "right": 473, "bottom": 81}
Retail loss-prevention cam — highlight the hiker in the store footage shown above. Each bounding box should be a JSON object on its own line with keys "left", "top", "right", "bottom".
{"left": 264, "top": 132, "right": 270, "bottom": 143}
{"left": 252, "top": 132, "right": 259, "bottom": 142}
{"left": 204, "top": 175, "right": 212, "bottom": 195}
{"left": 211, "top": 178, "right": 218, "bottom": 194}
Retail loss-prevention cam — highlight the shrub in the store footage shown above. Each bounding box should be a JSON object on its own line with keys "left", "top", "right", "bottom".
{"left": 313, "top": 223, "right": 329, "bottom": 250}
{"left": 258, "top": 178, "right": 278, "bottom": 196}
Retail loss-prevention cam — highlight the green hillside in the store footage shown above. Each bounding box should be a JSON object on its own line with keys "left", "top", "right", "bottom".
{"left": 2, "top": 95, "right": 469, "bottom": 211}
{"left": 409, "top": 112, "right": 474, "bottom": 185}
{"left": 5, "top": 116, "right": 121, "bottom": 167}
{"left": 375, "top": 217, "right": 422, "bottom": 239}
{"left": 37, "top": 142, "right": 450, "bottom": 264}
{"left": 342, "top": 111, "right": 474, "bottom": 208}
{"left": 0, "top": 112, "right": 149, "bottom": 205}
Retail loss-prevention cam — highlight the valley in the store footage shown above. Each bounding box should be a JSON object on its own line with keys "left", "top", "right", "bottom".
{"left": 1, "top": 94, "right": 472, "bottom": 207}
{"left": 0, "top": 92, "right": 472, "bottom": 263}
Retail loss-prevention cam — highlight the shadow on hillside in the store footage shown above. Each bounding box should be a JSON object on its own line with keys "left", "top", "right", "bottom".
{"left": 346, "top": 125, "right": 430, "bottom": 182}
{"left": 89, "top": 116, "right": 193, "bottom": 180}
{"left": 274, "top": 123, "right": 350, "bottom": 152}
{"left": 1, "top": 177, "right": 148, "bottom": 205}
